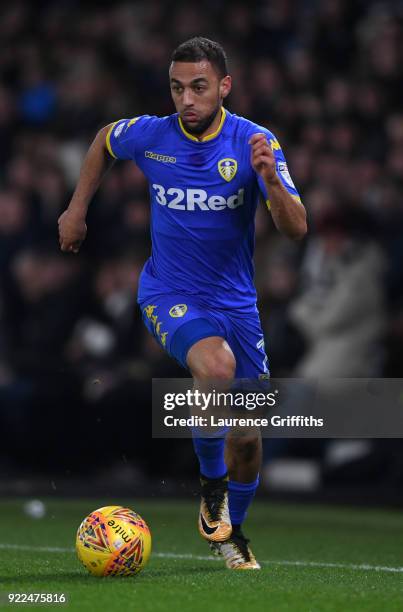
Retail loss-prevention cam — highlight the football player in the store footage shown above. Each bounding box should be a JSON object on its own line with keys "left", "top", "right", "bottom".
{"left": 58, "top": 37, "right": 307, "bottom": 569}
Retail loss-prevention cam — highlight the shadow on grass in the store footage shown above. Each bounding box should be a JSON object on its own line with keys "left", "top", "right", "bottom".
{"left": 0, "top": 565, "right": 223, "bottom": 585}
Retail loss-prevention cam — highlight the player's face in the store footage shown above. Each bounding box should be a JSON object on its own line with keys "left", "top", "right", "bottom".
{"left": 169, "top": 61, "right": 231, "bottom": 136}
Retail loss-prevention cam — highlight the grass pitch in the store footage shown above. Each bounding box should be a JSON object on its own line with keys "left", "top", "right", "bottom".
{"left": 0, "top": 499, "right": 402, "bottom": 611}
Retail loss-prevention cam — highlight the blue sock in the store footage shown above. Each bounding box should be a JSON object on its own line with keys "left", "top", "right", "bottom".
{"left": 192, "top": 437, "right": 227, "bottom": 479}
{"left": 228, "top": 476, "right": 260, "bottom": 525}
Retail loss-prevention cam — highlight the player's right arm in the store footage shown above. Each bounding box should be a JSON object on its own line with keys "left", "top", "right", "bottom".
{"left": 58, "top": 123, "right": 116, "bottom": 253}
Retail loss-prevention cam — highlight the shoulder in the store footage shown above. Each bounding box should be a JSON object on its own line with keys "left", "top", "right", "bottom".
{"left": 227, "top": 112, "right": 281, "bottom": 149}
{"left": 113, "top": 114, "right": 176, "bottom": 137}
{"left": 135, "top": 114, "right": 176, "bottom": 130}
{"left": 106, "top": 115, "right": 174, "bottom": 160}
{"left": 107, "top": 114, "right": 177, "bottom": 159}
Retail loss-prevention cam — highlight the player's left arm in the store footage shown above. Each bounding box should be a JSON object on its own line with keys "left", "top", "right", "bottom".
{"left": 249, "top": 133, "right": 307, "bottom": 240}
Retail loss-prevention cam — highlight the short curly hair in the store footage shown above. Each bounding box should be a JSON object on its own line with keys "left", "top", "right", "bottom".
{"left": 171, "top": 37, "right": 229, "bottom": 79}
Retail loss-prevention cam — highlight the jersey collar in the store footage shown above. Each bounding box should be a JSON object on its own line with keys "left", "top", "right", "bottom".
{"left": 177, "top": 107, "right": 227, "bottom": 143}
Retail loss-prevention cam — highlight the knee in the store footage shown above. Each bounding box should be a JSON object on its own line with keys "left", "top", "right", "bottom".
{"left": 227, "top": 435, "right": 260, "bottom": 463}
{"left": 192, "top": 348, "right": 236, "bottom": 382}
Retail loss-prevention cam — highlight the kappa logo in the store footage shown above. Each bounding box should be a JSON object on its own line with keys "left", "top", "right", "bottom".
{"left": 169, "top": 304, "right": 188, "bottom": 318}
{"left": 218, "top": 158, "right": 237, "bottom": 182}
{"left": 144, "top": 304, "right": 168, "bottom": 346}
{"left": 270, "top": 138, "right": 281, "bottom": 151}
{"left": 145, "top": 151, "right": 176, "bottom": 164}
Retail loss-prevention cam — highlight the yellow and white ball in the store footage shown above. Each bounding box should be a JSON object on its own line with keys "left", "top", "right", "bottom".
{"left": 76, "top": 505, "right": 151, "bottom": 577}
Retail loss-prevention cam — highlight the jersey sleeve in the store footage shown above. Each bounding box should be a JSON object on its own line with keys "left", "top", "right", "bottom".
{"left": 105, "top": 116, "right": 152, "bottom": 162}
{"left": 254, "top": 132, "right": 301, "bottom": 209}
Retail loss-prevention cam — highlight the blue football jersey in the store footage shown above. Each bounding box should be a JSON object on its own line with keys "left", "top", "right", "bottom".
{"left": 106, "top": 108, "right": 301, "bottom": 313}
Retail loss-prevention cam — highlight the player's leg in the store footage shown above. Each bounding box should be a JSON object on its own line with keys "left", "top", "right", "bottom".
{"left": 207, "top": 313, "right": 267, "bottom": 569}
{"left": 225, "top": 430, "right": 262, "bottom": 523}
{"left": 140, "top": 296, "right": 262, "bottom": 566}
{"left": 215, "top": 431, "right": 262, "bottom": 568}
{"left": 187, "top": 336, "right": 235, "bottom": 542}
{"left": 140, "top": 297, "right": 234, "bottom": 542}
{"left": 225, "top": 433, "right": 262, "bottom": 483}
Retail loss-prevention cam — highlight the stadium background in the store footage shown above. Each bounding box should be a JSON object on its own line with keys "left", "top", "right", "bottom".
{"left": 0, "top": 0, "right": 402, "bottom": 504}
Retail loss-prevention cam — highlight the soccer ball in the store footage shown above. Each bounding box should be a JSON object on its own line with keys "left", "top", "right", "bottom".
{"left": 76, "top": 505, "right": 151, "bottom": 577}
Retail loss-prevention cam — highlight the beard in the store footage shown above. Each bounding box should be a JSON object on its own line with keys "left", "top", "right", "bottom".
{"left": 181, "top": 105, "right": 221, "bottom": 135}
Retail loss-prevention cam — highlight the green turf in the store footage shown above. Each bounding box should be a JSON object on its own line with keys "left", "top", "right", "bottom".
{"left": 0, "top": 499, "right": 402, "bottom": 611}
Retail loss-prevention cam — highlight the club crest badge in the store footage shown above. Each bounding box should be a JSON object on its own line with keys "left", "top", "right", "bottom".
{"left": 218, "top": 158, "right": 237, "bottom": 182}
{"left": 169, "top": 304, "right": 188, "bottom": 318}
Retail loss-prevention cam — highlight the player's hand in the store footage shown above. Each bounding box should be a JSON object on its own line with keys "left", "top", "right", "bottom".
{"left": 58, "top": 208, "right": 87, "bottom": 253}
{"left": 249, "top": 133, "right": 277, "bottom": 183}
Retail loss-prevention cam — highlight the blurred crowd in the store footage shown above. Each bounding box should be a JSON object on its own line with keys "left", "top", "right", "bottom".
{"left": 0, "top": 0, "right": 403, "bottom": 476}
